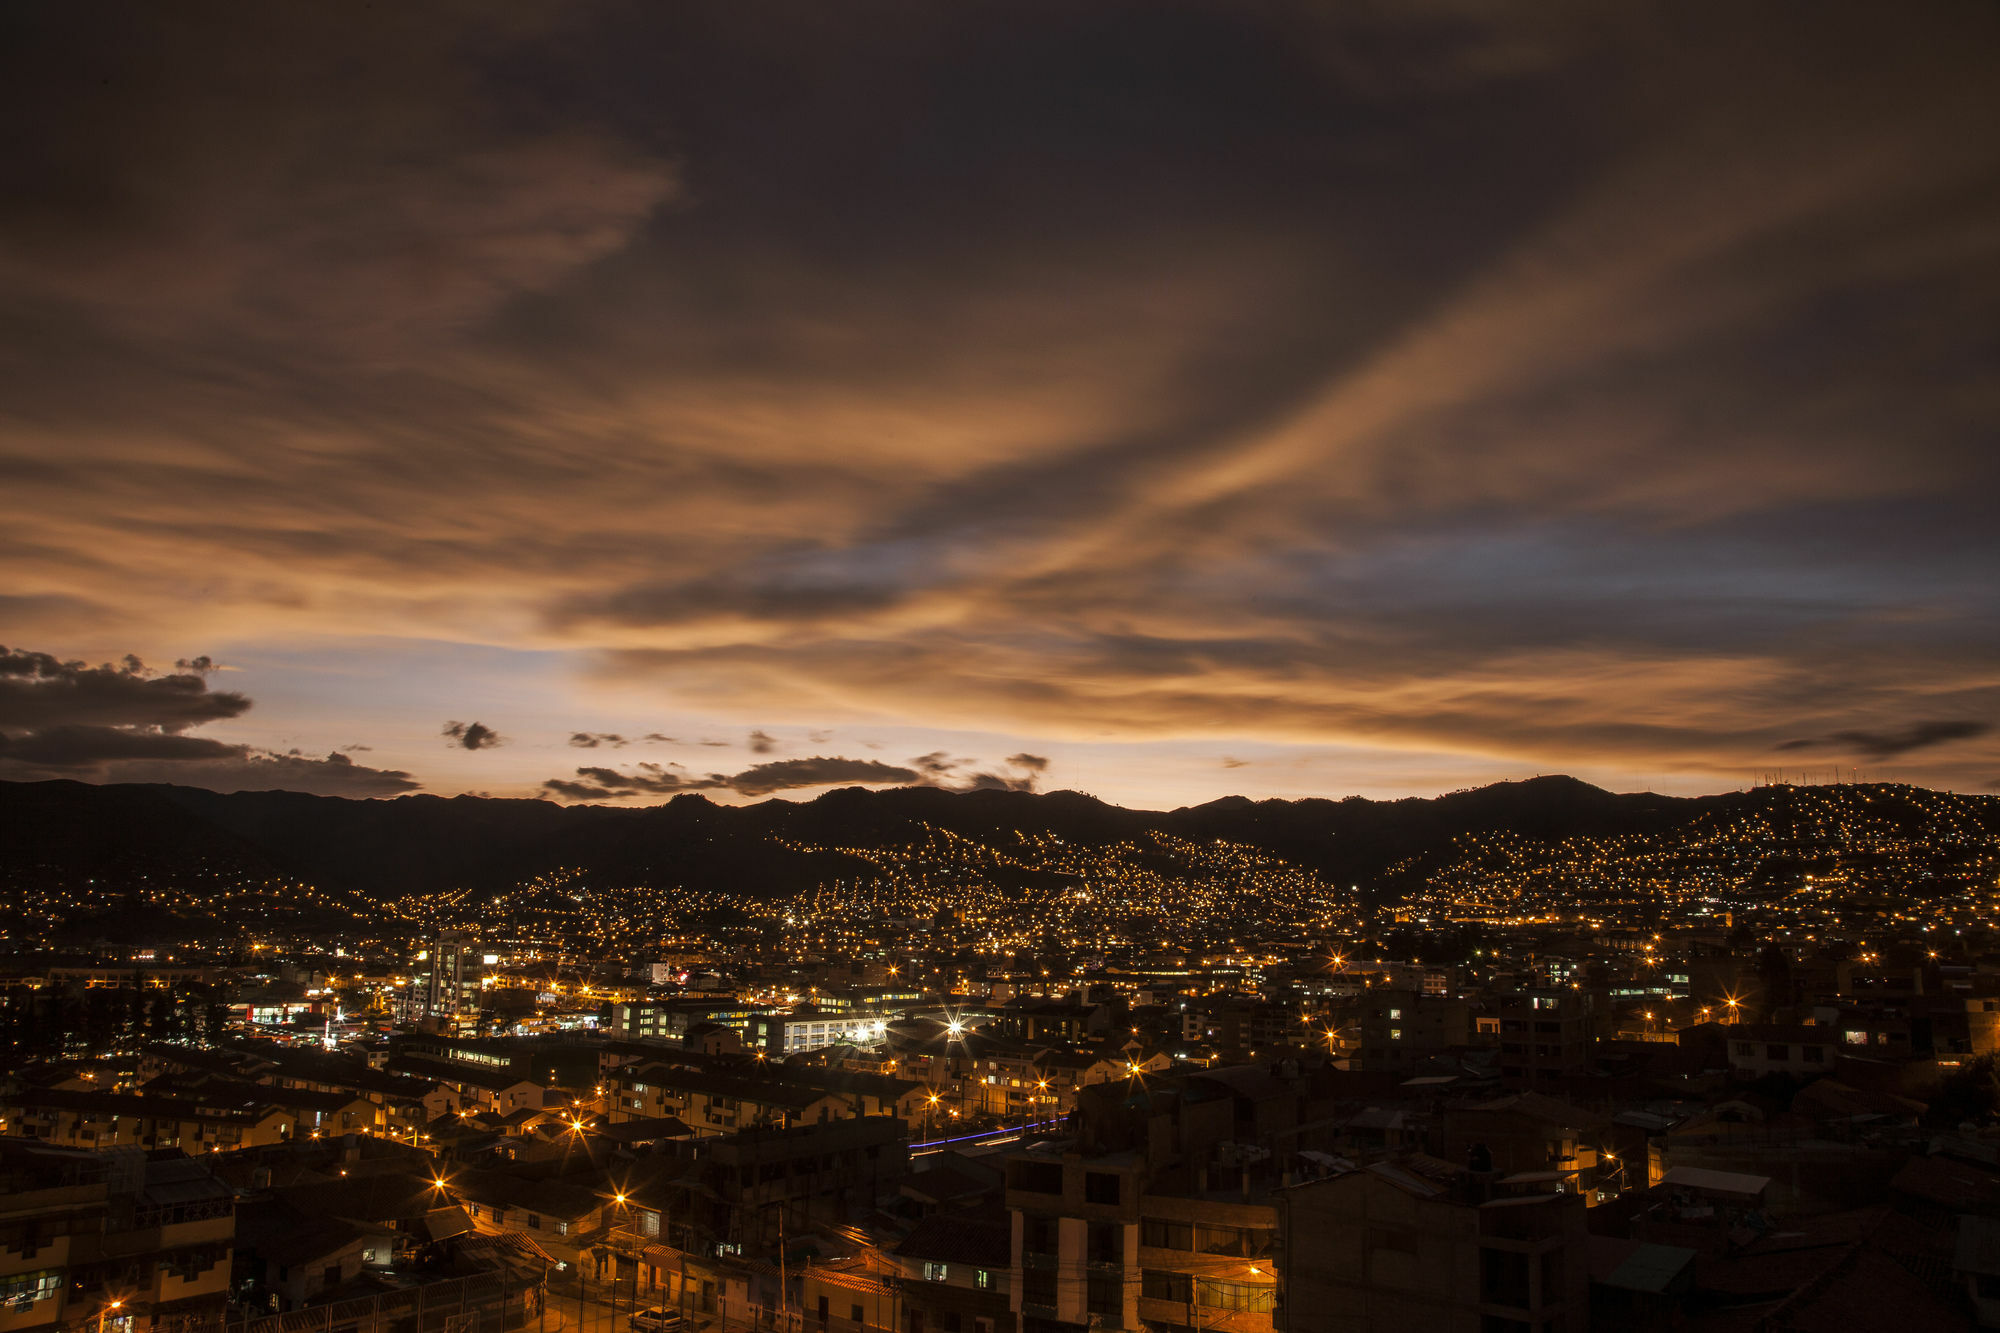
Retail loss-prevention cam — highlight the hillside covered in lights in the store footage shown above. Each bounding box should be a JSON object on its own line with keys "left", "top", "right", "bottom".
{"left": 2, "top": 776, "right": 1997, "bottom": 955}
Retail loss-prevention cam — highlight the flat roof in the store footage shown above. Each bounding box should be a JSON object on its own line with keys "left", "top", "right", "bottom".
{"left": 1662, "top": 1165, "right": 1770, "bottom": 1198}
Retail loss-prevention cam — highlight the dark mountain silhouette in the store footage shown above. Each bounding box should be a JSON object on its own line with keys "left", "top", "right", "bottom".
{"left": 3, "top": 776, "right": 1995, "bottom": 919}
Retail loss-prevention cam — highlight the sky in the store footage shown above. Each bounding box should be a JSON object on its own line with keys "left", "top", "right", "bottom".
{"left": 1, "top": 1, "right": 1996, "bottom": 808}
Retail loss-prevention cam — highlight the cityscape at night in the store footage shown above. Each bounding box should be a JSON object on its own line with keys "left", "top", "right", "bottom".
{"left": 3, "top": 3, "right": 1999, "bottom": 1333}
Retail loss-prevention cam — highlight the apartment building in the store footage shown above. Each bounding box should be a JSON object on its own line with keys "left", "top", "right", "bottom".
{"left": 1279, "top": 1158, "right": 1590, "bottom": 1333}
{"left": 0, "top": 1142, "right": 234, "bottom": 1333}
{"left": 1002, "top": 1071, "right": 1302, "bottom": 1333}
{"left": 1491, "top": 991, "right": 1594, "bottom": 1090}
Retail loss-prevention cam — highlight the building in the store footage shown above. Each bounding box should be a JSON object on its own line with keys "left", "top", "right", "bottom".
{"left": 1321, "top": 989, "right": 1470, "bottom": 1073}
{"left": 1279, "top": 1158, "right": 1591, "bottom": 1333}
{"left": 1002, "top": 1070, "right": 1305, "bottom": 1333}
{"left": 611, "top": 1063, "right": 846, "bottom": 1136}
{"left": 1491, "top": 990, "right": 1594, "bottom": 1089}
{"left": 422, "top": 930, "right": 483, "bottom": 1027}
{"left": 892, "top": 1214, "right": 1014, "bottom": 1333}
{"left": 749, "top": 1009, "right": 900, "bottom": 1057}
{"left": 1722, "top": 1024, "right": 1838, "bottom": 1079}
{"left": 609, "top": 999, "right": 775, "bottom": 1043}
{"left": 0, "top": 1141, "right": 235, "bottom": 1333}
{"left": 616, "top": 1116, "right": 910, "bottom": 1258}
{"left": 1440, "top": 1093, "right": 1615, "bottom": 1204}
{"left": 0, "top": 1088, "right": 298, "bottom": 1154}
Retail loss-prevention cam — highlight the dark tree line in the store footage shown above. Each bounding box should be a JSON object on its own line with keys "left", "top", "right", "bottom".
{"left": 0, "top": 979, "right": 234, "bottom": 1059}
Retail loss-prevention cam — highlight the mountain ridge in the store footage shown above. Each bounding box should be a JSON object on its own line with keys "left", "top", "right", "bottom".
{"left": 7, "top": 774, "right": 1992, "bottom": 910}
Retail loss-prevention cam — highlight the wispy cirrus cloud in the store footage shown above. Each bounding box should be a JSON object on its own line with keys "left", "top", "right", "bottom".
{"left": 0, "top": 3, "right": 1996, "bottom": 800}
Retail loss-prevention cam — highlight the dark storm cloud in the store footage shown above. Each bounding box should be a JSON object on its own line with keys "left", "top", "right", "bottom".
{"left": 542, "top": 755, "right": 920, "bottom": 802}
{"left": 1778, "top": 721, "right": 1991, "bottom": 759}
{"left": 2, "top": 3, "right": 1997, "bottom": 796}
{"left": 443, "top": 721, "right": 504, "bottom": 751}
{"left": 0, "top": 643, "right": 418, "bottom": 796}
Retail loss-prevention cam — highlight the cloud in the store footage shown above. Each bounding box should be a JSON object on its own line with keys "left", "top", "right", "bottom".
{"left": 95, "top": 749, "right": 420, "bottom": 797}
{"left": 443, "top": 720, "right": 504, "bottom": 751}
{"left": 1, "top": 5, "right": 1996, "bottom": 800}
{"left": 1221, "top": 757, "right": 1250, "bottom": 769}
{"left": 542, "top": 754, "right": 919, "bottom": 802}
{"left": 901, "top": 750, "right": 1049, "bottom": 794}
{"left": 569, "top": 731, "right": 627, "bottom": 748}
{"left": 730, "top": 757, "right": 921, "bottom": 797}
{"left": 0, "top": 642, "right": 418, "bottom": 796}
{"left": 747, "top": 730, "right": 778, "bottom": 754}
{"left": 0, "top": 646, "right": 251, "bottom": 733}
{"left": 1778, "top": 720, "right": 1990, "bottom": 759}
{"left": 0, "top": 725, "right": 245, "bottom": 766}
{"left": 910, "top": 751, "right": 967, "bottom": 779}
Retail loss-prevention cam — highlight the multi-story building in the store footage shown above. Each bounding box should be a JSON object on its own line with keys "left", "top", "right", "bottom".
{"left": 1491, "top": 990, "right": 1593, "bottom": 1089}
{"left": 1003, "top": 1071, "right": 1299, "bottom": 1333}
{"left": 420, "top": 930, "right": 483, "bottom": 1027}
{"left": 0, "top": 1142, "right": 234, "bottom": 1333}
{"left": 618, "top": 1116, "right": 911, "bottom": 1257}
{"left": 891, "top": 1214, "right": 1014, "bottom": 1333}
{"left": 1316, "top": 989, "right": 1470, "bottom": 1073}
{"left": 609, "top": 998, "right": 775, "bottom": 1043}
{"left": 748, "top": 1008, "right": 900, "bottom": 1056}
{"left": 1278, "top": 1157, "right": 1591, "bottom": 1333}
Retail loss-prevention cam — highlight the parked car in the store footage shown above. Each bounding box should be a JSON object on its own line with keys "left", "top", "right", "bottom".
{"left": 631, "top": 1308, "right": 687, "bottom": 1333}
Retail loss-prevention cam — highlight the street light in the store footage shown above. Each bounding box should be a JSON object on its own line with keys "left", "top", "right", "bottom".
{"left": 98, "top": 1299, "right": 123, "bottom": 1333}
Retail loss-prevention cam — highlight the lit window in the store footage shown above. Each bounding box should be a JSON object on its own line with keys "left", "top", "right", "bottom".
{"left": 924, "top": 1263, "right": 949, "bottom": 1283}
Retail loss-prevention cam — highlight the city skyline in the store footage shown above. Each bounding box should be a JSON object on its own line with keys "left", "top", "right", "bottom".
{"left": 3, "top": 1, "right": 1997, "bottom": 807}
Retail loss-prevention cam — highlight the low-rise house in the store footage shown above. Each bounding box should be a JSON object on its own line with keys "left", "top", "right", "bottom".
{"left": 387, "top": 1055, "right": 549, "bottom": 1117}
